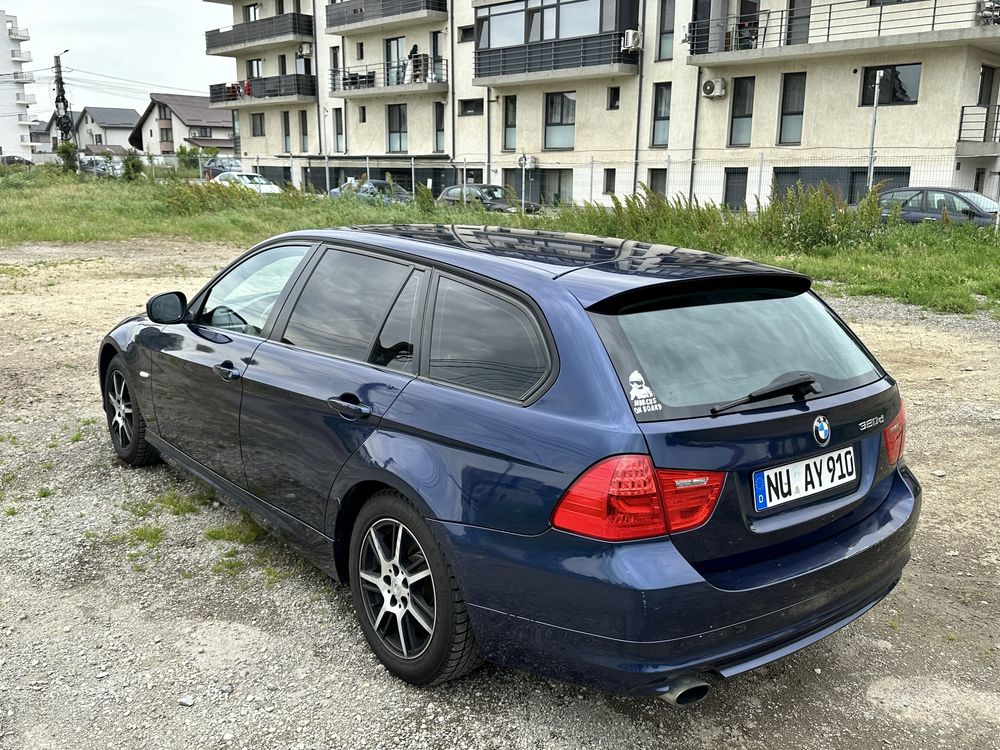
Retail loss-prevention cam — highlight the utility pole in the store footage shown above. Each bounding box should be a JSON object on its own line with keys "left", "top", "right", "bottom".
{"left": 53, "top": 52, "right": 73, "bottom": 143}
{"left": 866, "top": 69, "right": 885, "bottom": 194}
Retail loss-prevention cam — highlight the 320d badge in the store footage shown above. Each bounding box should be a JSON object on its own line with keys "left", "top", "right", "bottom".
{"left": 99, "top": 225, "right": 921, "bottom": 706}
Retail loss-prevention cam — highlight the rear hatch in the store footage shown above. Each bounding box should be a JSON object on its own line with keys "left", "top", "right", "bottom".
{"left": 588, "top": 281, "right": 903, "bottom": 583}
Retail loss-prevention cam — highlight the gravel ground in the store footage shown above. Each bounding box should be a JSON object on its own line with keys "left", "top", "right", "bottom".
{"left": 0, "top": 240, "right": 998, "bottom": 750}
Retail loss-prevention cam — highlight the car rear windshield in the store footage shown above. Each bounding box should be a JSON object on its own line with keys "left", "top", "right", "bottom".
{"left": 590, "top": 288, "right": 883, "bottom": 421}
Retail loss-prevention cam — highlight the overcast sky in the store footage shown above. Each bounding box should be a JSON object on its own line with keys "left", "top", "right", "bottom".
{"left": 21, "top": 0, "right": 235, "bottom": 117}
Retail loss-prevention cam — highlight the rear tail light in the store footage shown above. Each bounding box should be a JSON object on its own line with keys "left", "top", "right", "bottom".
{"left": 551, "top": 455, "right": 725, "bottom": 541}
{"left": 883, "top": 400, "right": 907, "bottom": 465}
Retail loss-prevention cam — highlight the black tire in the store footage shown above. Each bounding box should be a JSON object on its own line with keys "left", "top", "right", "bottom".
{"left": 349, "top": 490, "right": 482, "bottom": 686}
{"left": 103, "top": 354, "right": 159, "bottom": 466}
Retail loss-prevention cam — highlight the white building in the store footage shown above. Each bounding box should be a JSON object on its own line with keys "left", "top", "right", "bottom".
{"left": 203, "top": 0, "right": 1000, "bottom": 205}
{"left": 129, "top": 93, "right": 236, "bottom": 156}
{"left": 1, "top": 9, "right": 34, "bottom": 161}
{"left": 76, "top": 107, "right": 142, "bottom": 155}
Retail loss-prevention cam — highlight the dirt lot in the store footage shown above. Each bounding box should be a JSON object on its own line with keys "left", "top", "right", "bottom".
{"left": 0, "top": 240, "right": 998, "bottom": 750}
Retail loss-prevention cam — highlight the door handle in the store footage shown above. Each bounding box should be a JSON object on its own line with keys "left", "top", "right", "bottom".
{"left": 212, "top": 361, "right": 242, "bottom": 381}
{"left": 327, "top": 396, "right": 373, "bottom": 420}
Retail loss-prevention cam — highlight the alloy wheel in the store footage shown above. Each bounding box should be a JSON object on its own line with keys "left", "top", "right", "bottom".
{"left": 106, "top": 370, "right": 133, "bottom": 451}
{"left": 357, "top": 518, "right": 437, "bottom": 660}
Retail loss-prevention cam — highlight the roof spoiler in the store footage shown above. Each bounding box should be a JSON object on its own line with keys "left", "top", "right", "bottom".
{"left": 586, "top": 272, "right": 812, "bottom": 315}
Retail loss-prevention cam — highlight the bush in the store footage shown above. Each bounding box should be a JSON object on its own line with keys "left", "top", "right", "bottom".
{"left": 162, "top": 180, "right": 262, "bottom": 216}
{"left": 56, "top": 141, "right": 78, "bottom": 173}
{"left": 122, "top": 150, "right": 145, "bottom": 182}
{"left": 414, "top": 184, "right": 436, "bottom": 213}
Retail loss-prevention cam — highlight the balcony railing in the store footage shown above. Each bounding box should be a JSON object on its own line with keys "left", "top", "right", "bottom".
{"left": 15, "top": 93, "right": 36, "bottom": 105}
{"left": 11, "top": 48, "right": 31, "bottom": 62}
{"left": 8, "top": 26, "right": 29, "bottom": 41}
{"left": 11, "top": 72, "right": 34, "bottom": 83}
{"left": 326, "top": 0, "right": 448, "bottom": 30}
{"left": 210, "top": 74, "right": 318, "bottom": 104}
{"left": 475, "top": 32, "right": 638, "bottom": 79}
{"left": 958, "top": 104, "right": 1000, "bottom": 142}
{"left": 331, "top": 58, "right": 448, "bottom": 92}
{"left": 685, "top": 0, "right": 996, "bottom": 55}
{"left": 206, "top": 13, "right": 314, "bottom": 53}
{"left": 16, "top": 113, "right": 31, "bottom": 124}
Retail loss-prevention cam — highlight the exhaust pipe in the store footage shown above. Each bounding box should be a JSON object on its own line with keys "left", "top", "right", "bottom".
{"left": 659, "top": 675, "right": 712, "bottom": 707}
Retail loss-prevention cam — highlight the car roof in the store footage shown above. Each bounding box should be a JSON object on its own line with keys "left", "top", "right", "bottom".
{"left": 885, "top": 186, "right": 978, "bottom": 193}
{"left": 272, "top": 225, "right": 808, "bottom": 308}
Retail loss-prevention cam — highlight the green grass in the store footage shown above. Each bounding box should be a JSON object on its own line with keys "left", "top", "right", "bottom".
{"left": 69, "top": 429, "right": 83, "bottom": 444}
{"left": 204, "top": 513, "right": 264, "bottom": 545}
{"left": 154, "top": 488, "right": 212, "bottom": 516}
{"left": 211, "top": 557, "right": 247, "bottom": 576}
{"left": 128, "top": 524, "right": 164, "bottom": 549}
{"left": 36, "top": 487, "right": 53, "bottom": 499}
{"left": 3, "top": 506, "right": 17, "bottom": 516}
{"left": 2, "top": 168, "right": 999, "bottom": 314}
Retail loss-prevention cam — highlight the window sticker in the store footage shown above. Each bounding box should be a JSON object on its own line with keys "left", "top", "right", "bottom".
{"left": 628, "top": 370, "right": 662, "bottom": 415}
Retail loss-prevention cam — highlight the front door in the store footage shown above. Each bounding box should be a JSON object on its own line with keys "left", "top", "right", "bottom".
{"left": 385, "top": 37, "right": 406, "bottom": 86}
{"left": 148, "top": 244, "right": 311, "bottom": 484}
{"left": 240, "top": 247, "right": 426, "bottom": 529}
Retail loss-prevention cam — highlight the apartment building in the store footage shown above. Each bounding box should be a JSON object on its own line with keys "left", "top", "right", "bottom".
{"left": 205, "top": 0, "right": 1000, "bottom": 205}
{"left": 1, "top": 10, "right": 35, "bottom": 161}
{"left": 129, "top": 93, "right": 236, "bottom": 156}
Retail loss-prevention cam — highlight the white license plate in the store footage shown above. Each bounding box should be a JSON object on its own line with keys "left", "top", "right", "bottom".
{"left": 752, "top": 446, "right": 857, "bottom": 512}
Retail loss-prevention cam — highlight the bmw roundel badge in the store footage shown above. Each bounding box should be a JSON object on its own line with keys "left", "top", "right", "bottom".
{"left": 813, "top": 416, "right": 832, "bottom": 447}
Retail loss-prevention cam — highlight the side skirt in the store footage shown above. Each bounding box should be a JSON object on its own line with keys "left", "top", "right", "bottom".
{"left": 146, "top": 432, "right": 341, "bottom": 580}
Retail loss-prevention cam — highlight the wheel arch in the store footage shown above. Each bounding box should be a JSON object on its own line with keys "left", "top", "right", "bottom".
{"left": 98, "top": 340, "right": 122, "bottom": 395}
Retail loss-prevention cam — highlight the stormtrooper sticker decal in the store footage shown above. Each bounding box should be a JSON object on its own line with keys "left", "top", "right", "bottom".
{"left": 628, "top": 370, "right": 663, "bottom": 416}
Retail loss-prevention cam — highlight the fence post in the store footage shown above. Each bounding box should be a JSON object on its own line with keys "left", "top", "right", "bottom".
{"left": 365, "top": 155, "right": 371, "bottom": 181}
{"left": 589, "top": 157, "right": 595, "bottom": 202}
{"left": 665, "top": 155, "right": 672, "bottom": 199}
{"left": 756, "top": 152, "right": 765, "bottom": 207}
{"left": 411, "top": 156, "right": 416, "bottom": 193}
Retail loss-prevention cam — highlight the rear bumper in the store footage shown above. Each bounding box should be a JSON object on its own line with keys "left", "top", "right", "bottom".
{"left": 436, "top": 466, "right": 920, "bottom": 695}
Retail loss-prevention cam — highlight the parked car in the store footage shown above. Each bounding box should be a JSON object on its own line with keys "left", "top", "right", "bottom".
{"left": 79, "top": 155, "right": 123, "bottom": 178}
{"left": 877, "top": 186, "right": 1000, "bottom": 226}
{"left": 1, "top": 155, "right": 31, "bottom": 166}
{"left": 211, "top": 171, "right": 282, "bottom": 195}
{"left": 329, "top": 179, "right": 413, "bottom": 205}
{"left": 437, "top": 183, "right": 542, "bottom": 213}
{"left": 100, "top": 225, "right": 919, "bottom": 704}
{"left": 202, "top": 157, "right": 243, "bottom": 180}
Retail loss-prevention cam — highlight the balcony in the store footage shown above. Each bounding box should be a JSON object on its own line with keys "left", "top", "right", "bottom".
{"left": 206, "top": 13, "right": 314, "bottom": 56}
{"left": 10, "top": 48, "right": 31, "bottom": 63}
{"left": 16, "top": 114, "right": 31, "bottom": 126}
{"left": 473, "top": 32, "right": 639, "bottom": 87}
{"left": 685, "top": 0, "right": 1000, "bottom": 66}
{"left": 332, "top": 58, "right": 448, "bottom": 98}
{"left": 15, "top": 93, "right": 36, "bottom": 106}
{"left": 209, "top": 74, "right": 318, "bottom": 108}
{"left": 11, "top": 72, "right": 34, "bottom": 84}
{"left": 957, "top": 104, "right": 1000, "bottom": 155}
{"left": 326, "top": 0, "right": 448, "bottom": 34}
{"left": 8, "top": 26, "right": 29, "bottom": 41}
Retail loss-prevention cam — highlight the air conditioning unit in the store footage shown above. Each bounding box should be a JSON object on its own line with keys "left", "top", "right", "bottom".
{"left": 701, "top": 78, "right": 726, "bottom": 98}
{"left": 298, "top": 43, "right": 313, "bottom": 56}
{"left": 621, "top": 29, "right": 643, "bottom": 52}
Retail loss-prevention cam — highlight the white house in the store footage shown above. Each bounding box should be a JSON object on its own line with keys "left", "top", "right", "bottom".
{"left": 129, "top": 93, "right": 235, "bottom": 156}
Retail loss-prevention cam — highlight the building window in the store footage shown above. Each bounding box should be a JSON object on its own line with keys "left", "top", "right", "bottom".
{"left": 503, "top": 95, "right": 517, "bottom": 151}
{"left": 157, "top": 104, "right": 170, "bottom": 120}
{"left": 729, "top": 76, "right": 755, "bottom": 147}
{"left": 94, "top": 134, "right": 103, "bottom": 145}
{"left": 723, "top": 167, "right": 749, "bottom": 209}
{"left": 434, "top": 102, "right": 446, "bottom": 152}
{"left": 651, "top": 82, "right": 671, "bottom": 146}
{"left": 658, "top": 0, "right": 675, "bottom": 60}
{"left": 459, "top": 99, "right": 484, "bottom": 116}
{"left": 861, "top": 64, "right": 921, "bottom": 106}
{"left": 387, "top": 104, "right": 407, "bottom": 153}
{"left": 359, "top": 106, "right": 367, "bottom": 124}
{"left": 476, "top": 0, "right": 609, "bottom": 49}
{"left": 356, "top": 42, "right": 364, "bottom": 60}
{"left": 607, "top": 86, "right": 620, "bottom": 110}
{"left": 278, "top": 54, "right": 287, "bottom": 76}
{"left": 603, "top": 168, "right": 616, "bottom": 195}
{"left": 334, "top": 107, "right": 345, "bottom": 152}
{"left": 246, "top": 59, "right": 262, "bottom": 79}
{"left": 779, "top": 72, "right": 806, "bottom": 145}
{"left": 281, "top": 110, "right": 291, "bottom": 152}
{"left": 160, "top": 129, "right": 172, "bottom": 142}
{"left": 251, "top": 112, "right": 265, "bottom": 137}
{"left": 458, "top": 25, "right": 475, "bottom": 43}
{"left": 299, "top": 110, "right": 309, "bottom": 152}
{"left": 242, "top": 3, "right": 259, "bottom": 23}
{"left": 978, "top": 65, "right": 996, "bottom": 107}
{"left": 647, "top": 168, "right": 668, "bottom": 195}
{"left": 544, "top": 91, "right": 576, "bottom": 149}
{"left": 190, "top": 127, "right": 211, "bottom": 138}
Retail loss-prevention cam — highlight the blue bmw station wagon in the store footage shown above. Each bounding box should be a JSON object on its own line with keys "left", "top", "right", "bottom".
{"left": 100, "top": 226, "right": 919, "bottom": 705}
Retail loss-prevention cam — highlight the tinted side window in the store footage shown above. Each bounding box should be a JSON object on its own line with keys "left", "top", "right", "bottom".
{"left": 370, "top": 270, "right": 425, "bottom": 373}
{"left": 429, "top": 278, "right": 548, "bottom": 400}
{"left": 199, "top": 245, "right": 309, "bottom": 335}
{"left": 282, "top": 249, "right": 410, "bottom": 361}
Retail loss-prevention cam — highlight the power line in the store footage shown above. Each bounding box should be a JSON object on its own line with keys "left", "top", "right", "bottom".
{"left": 64, "top": 67, "right": 208, "bottom": 95}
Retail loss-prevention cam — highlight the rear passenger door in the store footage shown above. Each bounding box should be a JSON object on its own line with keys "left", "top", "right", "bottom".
{"left": 238, "top": 247, "right": 426, "bottom": 529}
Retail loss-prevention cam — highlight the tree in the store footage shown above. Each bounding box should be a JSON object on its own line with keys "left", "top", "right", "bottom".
{"left": 57, "top": 141, "right": 78, "bottom": 173}
{"left": 122, "top": 149, "right": 145, "bottom": 182}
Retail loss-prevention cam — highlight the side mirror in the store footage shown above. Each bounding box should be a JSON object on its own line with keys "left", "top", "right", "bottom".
{"left": 147, "top": 291, "right": 188, "bottom": 324}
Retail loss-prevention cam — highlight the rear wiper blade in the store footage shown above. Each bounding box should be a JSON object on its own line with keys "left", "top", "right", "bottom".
{"left": 710, "top": 373, "right": 822, "bottom": 416}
